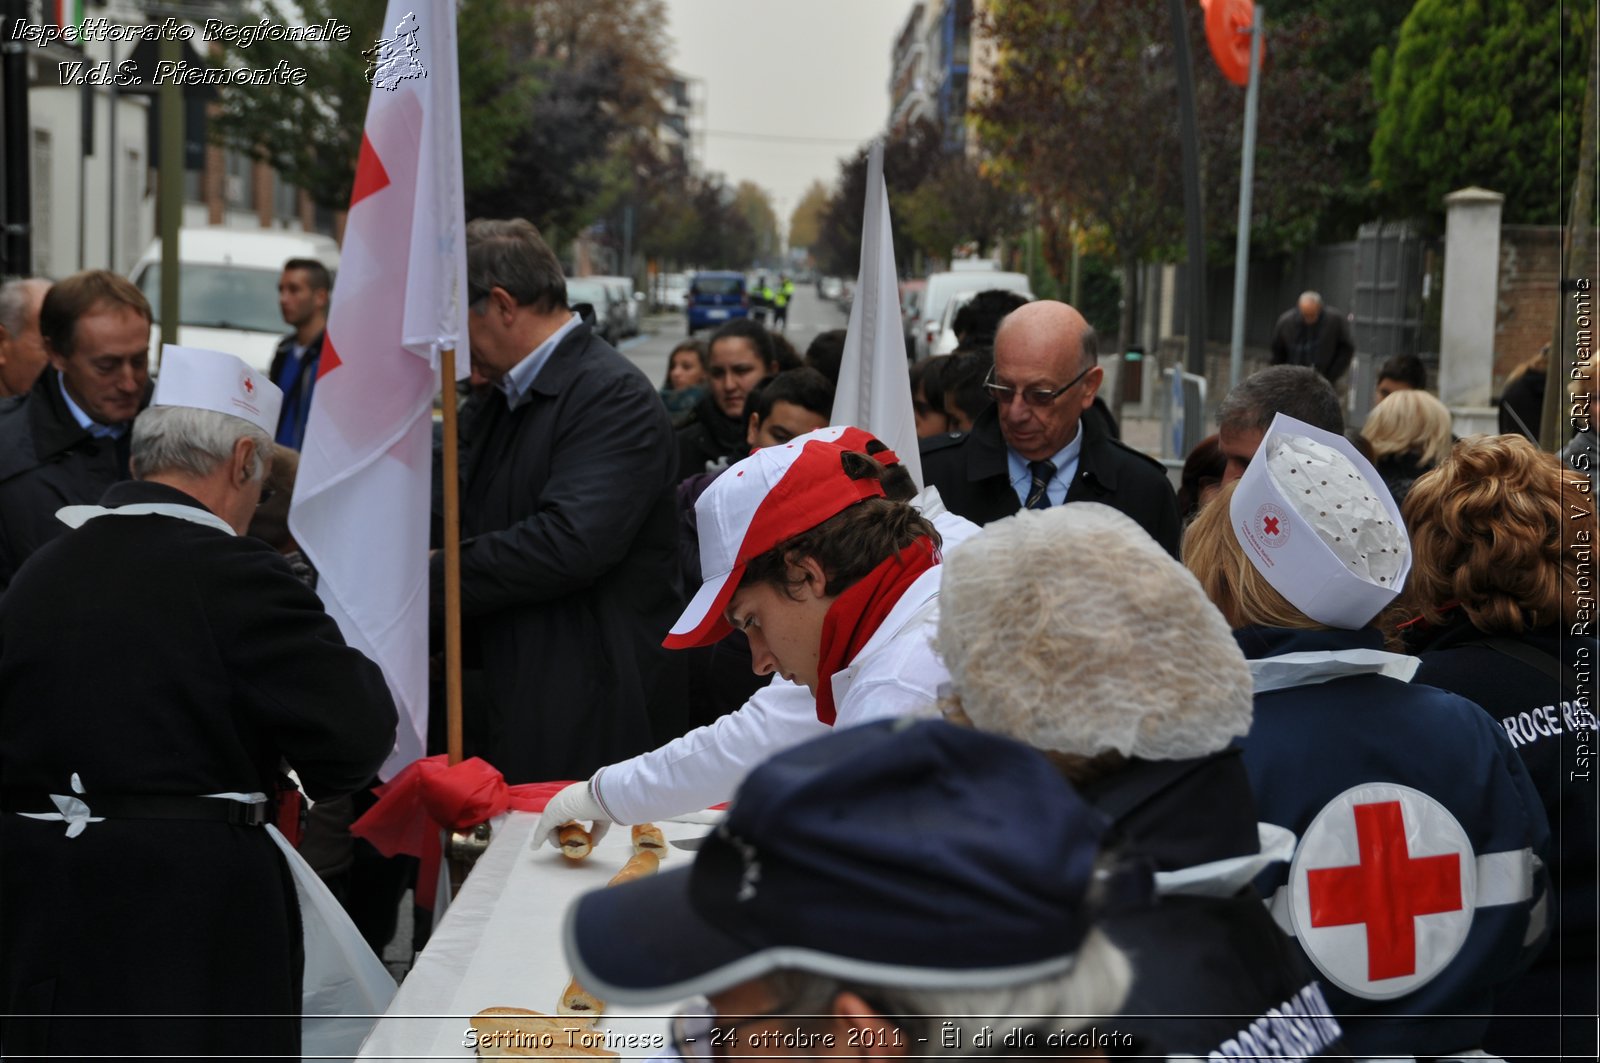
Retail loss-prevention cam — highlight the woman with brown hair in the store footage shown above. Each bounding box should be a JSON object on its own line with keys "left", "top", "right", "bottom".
{"left": 1389, "top": 433, "right": 1597, "bottom": 1059}
{"left": 1182, "top": 417, "right": 1550, "bottom": 1060}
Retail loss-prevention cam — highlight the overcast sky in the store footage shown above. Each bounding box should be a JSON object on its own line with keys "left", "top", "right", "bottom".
{"left": 661, "top": 0, "right": 917, "bottom": 234}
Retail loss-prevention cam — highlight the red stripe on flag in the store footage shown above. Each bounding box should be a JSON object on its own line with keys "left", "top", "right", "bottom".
{"left": 317, "top": 333, "right": 342, "bottom": 379}
{"left": 349, "top": 133, "right": 392, "bottom": 208}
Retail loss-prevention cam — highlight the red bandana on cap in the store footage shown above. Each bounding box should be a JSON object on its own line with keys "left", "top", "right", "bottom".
{"left": 813, "top": 535, "right": 939, "bottom": 725}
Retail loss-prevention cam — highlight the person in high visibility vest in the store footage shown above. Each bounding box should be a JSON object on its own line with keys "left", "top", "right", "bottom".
{"left": 773, "top": 274, "right": 794, "bottom": 330}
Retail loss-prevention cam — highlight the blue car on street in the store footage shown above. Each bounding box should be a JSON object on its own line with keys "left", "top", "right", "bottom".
{"left": 686, "top": 271, "right": 749, "bottom": 334}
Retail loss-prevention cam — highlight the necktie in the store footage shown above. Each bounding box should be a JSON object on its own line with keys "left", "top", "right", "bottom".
{"left": 1025, "top": 459, "right": 1056, "bottom": 510}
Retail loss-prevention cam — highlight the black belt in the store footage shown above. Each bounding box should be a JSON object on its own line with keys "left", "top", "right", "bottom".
{"left": 2, "top": 792, "right": 269, "bottom": 827}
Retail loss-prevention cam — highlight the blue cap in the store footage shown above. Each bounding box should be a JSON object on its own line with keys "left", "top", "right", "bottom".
{"left": 563, "top": 718, "right": 1134, "bottom": 1003}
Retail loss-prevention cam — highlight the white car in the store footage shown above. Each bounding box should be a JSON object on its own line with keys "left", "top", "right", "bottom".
{"left": 916, "top": 263, "right": 1031, "bottom": 360}
{"left": 932, "top": 287, "right": 1035, "bottom": 356}
{"left": 130, "top": 228, "right": 340, "bottom": 374}
{"left": 589, "top": 275, "right": 642, "bottom": 337}
{"left": 658, "top": 272, "right": 690, "bottom": 312}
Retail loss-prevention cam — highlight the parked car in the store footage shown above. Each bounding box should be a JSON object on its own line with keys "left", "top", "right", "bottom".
{"left": 900, "top": 279, "right": 926, "bottom": 357}
{"left": 658, "top": 272, "right": 690, "bottom": 312}
{"left": 129, "top": 227, "right": 340, "bottom": 373}
{"left": 819, "top": 276, "right": 844, "bottom": 301}
{"left": 567, "top": 277, "right": 629, "bottom": 344}
{"left": 915, "top": 262, "right": 1031, "bottom": 359}
{"left": 932, "top": 286, "right": 1036, "bottom": 356}
{"left": 686, "top": 271, "right": 749, "bottom": 334}
{"left": 590, "top": 275, "right": 642, "bottom": 337}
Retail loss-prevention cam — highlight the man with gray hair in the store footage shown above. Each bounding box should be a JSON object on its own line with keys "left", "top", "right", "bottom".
{"left": 439, "top": 217, "right": 679, "bottom": 782}
{"left": 1270, "top": 290, "right": 1355, "bottom": 383}
{"left": 1217, "top": 364, "right": 1344, "bottom": 483}
{"left": 0, "top": 345, "right": 397, "bottom": 1060}
{"left": 0, "top": 277, "right": 50, "bottom": 398}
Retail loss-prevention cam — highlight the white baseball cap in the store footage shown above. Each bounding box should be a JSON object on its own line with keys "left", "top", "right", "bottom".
{"left": 1229, "top": 413, "right": 1410, "bottom": 629}
{"left": 153, "top": 345, "right": 282, "bottom": 436}
{"left": 665, "top": 426, "right": 895, "bottom": 649}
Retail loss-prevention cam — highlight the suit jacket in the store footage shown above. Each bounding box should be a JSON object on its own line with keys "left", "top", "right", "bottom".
{"left": 0, "top": 372, "right": 132, "bottom": 592}
{"left": 1269, "top": 306, "right": 1355, "bottom": 381}
{"left": 0, "top": 480, "right": 395, "bottom": 1059}
{"left": 433, "top": 322, "right": 681, "bottom": 783}
{"left": 919, "top": 405, "right": 1182, "bottom": 557}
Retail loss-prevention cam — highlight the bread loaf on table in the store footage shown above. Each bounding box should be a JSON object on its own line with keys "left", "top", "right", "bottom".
{"left": 606, "top": 849, "right": 659, "bottom": 888}
{"left": 630, "top": 823, "right": 666, "bottom": 856}
{"left": 556, "top": 823, "right": 592, "bottom": 860}
{"left": 558, "top": 978, "right": 606, "bottom": 1019}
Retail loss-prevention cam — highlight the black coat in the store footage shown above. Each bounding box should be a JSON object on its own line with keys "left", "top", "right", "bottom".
{"left": 434, "top": 322, "right": 681, "bottom": 783}
{"left": 0, "top": 481, "right": 396, "bottom": 1060}
{"left": 1079, "top": 752, "right": 1348, "bottom": 1059}
{"left": 674, "top": 393, "right": 748, "bottom": 477}
{"left": 918, "top": 405, "right": 1182, "bottom": 557}
{"left": 0, "top": 372, "right": 132, "bottom": 592}
{"left": 1402, "top": 614, "right": 1598, "bottom": 1060}
{"left": 1270, "top": 306, "right": 1355, "bottom": 381}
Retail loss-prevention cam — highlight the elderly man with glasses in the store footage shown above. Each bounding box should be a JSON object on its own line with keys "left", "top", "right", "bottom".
{"left": 920, "top": 300, "right": 1181, "bottom": 556}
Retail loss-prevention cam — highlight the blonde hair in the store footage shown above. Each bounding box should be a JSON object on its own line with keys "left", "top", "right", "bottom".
{"left": 1182, "top": 480, "right": 1326, "bottom": 631}
{"left": 1361, "top": 388, "right": 1454, "bottom": 466}
{"left": 1391, "top": 434, "right": 1595, "bottom": 634}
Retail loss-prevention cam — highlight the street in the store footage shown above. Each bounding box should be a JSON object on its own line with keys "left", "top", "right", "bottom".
{"left": 618, "top": 286, "right": 850, "bottom": 384}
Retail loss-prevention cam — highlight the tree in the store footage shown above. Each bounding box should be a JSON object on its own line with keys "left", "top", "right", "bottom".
{"left": 897, "top": 154, "right": 1024, "bottom": 263}
{"left": 788, "top": 180, "right": 829, "bottom": 251}
{"left": 213, "top": 0, "right": 531, "bottom": 210}
{"left": 815, "top": 119, "right": 944, "bottom": 277}
{"left": 733, "top": 182, "right": 781, "bottom": 263}
{"left": 974, "top": 0, "right": 1344, "bottom": 349}
{"left": 1371, "top": 0, "right": 1593, "bottom": 225}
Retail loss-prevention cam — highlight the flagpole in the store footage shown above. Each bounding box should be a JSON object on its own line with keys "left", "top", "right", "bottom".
{"left": 439, "top": 347, "right": 465, "bottom": 766}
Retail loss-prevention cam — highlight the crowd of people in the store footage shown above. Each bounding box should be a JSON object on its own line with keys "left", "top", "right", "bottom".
{"left": 0, "top": 230, "right": 1593, "bottom": 1061}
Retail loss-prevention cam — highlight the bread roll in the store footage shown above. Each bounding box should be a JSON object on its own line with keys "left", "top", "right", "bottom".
{"left": 606, "top": 849, "right": 659, "bottom": 888}
{"left": 630, "top": 823, "right": 666, "bottom": 856}
{"left": 556, "top": 823, "right": 592, "bottom": 860}
{"left": 558, "top": 978, "right": 606, "bottom": 1019}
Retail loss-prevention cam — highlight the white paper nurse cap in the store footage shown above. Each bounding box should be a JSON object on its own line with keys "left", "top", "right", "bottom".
{"left": 1229, "top": 413, "right": 1410, "bottom": 629}
{"left": 153, "top": 345, "right": 282, "bottom": 436}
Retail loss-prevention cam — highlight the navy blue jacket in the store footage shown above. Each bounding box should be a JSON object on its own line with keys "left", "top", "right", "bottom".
{"left": 1235, "top": 626, "right": 1551, "bottom": 1058}
{"left": 1402, "top": 613, "right": 1597, "bottom": 1059}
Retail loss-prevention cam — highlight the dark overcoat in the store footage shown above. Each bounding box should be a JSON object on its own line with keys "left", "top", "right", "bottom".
{"left": 918, "top": 404, "right": 1182, "bottom": 556}
{"left": 0, "top": 480, "right": 397, "bottom": 1060}
{"left": 435, "top": 322, "right": 680, "bottom": 783}
{"left": 0, "top": 372, "right": 130, "bottom": 591}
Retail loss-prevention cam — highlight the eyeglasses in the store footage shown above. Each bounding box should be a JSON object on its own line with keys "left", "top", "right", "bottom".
{"left": 982, "top": 363, "right": 1094, "bottom": 407}
{"left": 257, "top": 486, "right": 276, "bottom": 508}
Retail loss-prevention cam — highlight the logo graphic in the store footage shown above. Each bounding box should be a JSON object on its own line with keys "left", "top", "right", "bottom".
{"left": 241, "top": 373, "right": 256, "bottom": 397}
{"left": 364, "top": 11, "right": 427, "bottom": 91}
{"left": 1255, "top": 503, "right": 1290, "bottom": 547}
{"left": 1289, "top": 783, "right": 1474, "bottom": 999}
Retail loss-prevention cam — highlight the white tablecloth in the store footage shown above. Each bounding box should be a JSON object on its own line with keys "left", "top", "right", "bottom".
{"left": 357, "top": 811, "right": 707, "bottom": 1060}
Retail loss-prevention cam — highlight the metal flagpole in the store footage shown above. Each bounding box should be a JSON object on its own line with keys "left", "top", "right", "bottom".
{"left": 1228, "top": 5, "right": 1264, "bottom": 390}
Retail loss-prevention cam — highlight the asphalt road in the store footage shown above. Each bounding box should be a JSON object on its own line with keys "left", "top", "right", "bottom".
{"left": 618, "top": 286, "right": 851, "bottom": 383}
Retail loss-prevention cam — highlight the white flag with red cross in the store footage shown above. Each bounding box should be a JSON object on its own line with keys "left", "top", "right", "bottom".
{"left": 289, "top": 1, "right": 469, "bottom": 780}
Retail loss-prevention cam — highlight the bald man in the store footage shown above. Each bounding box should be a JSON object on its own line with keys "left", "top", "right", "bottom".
{"left": 920, "top": 301, "right": 1181, "bottom": 556}
{"left": 0, "top": 279, "right": 50, "bottom": 398}
{"left": 1269, "top": 290, "right": 1354, "bottom": 383}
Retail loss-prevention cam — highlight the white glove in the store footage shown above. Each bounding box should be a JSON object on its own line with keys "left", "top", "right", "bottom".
{"left": 532, "top": 779, "right": 612, "bottom": 852}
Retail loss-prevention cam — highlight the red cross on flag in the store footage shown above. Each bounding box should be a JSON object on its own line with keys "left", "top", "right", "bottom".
{"left": 1288, "top": 783, "right": 1475, "bottom": 1000}
{"left": 289, "top": 1, "right": 469, "bottom": 780}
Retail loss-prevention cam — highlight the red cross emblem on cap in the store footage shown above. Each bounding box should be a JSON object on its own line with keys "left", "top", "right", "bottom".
{"left": 1288, "top": 783, "right": 1476, "bottom": 1000}
{"left": 243, "top": 376, "right": 255, "bottom": 395}
{"left": 1263, "top": 515, "right": 1281, "bottom": 535}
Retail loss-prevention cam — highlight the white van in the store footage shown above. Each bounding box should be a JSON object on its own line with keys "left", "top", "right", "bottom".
{"left": 129, "top": 228, "right": 341, "bottom": 373}
{"left": 916, "top": 261, "right": 1031, "bottom": 359}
